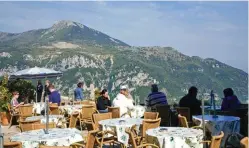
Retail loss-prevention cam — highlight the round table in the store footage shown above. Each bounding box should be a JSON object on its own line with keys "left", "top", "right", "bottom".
{"left": 10, "top": 128, "right": 83, "bottom": 147}
{"left": 26, "top": 115, "right": 66, "bottom": 127}
{"left": 59, "top": 105, "right": 83, "bottom": 114}
{"left": 99, "top": 118, "right": 143, "bottom": 146}
{"left": 146, "top": 127, "right": 203, "bottom": 148}
{"left": 193, "top": 115, "right": 240, "bottom": 147}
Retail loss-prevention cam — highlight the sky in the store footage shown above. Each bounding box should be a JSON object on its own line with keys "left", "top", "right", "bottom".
{"left": 0, "top": 1, "right": 248, "bottom": 72}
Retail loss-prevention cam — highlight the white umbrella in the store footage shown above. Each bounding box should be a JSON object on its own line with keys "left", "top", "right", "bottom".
{"left": 8, "top": 66, "right": 63, "bottom": 80}
{"left": 8, "top": 66, "right": 63, "bottom": 135}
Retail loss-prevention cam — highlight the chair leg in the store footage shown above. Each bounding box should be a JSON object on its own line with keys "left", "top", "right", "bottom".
{"left": 79, "top": 121, "right": 82, "bottom": 131}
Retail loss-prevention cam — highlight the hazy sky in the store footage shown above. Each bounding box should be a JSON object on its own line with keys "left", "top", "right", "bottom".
{"left": 0, "top": 1, "right": 248, "bottom": 72}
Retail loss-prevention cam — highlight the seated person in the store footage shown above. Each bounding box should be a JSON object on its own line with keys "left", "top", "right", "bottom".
{"left": 146, "top": 84, "right": 168, "bottom": 111}
{"left": 10, "top": 91, "right": 24, "bottom": 108}
{"left": 48, "top": 84, "right": 61, "bottom": 106}
{"left": 179, "top": 86, "right": 201, "bottom": 117}
{"left": 97, "top": 89, "right": 111, "bottom": 113}
{"left": 221, "top": 88, "right": 241, "bottom": 111}
{"left": 112, "top": 85, "right": 134, "bottom": 118}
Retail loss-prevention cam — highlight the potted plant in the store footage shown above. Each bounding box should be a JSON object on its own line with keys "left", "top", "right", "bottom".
{"left": 0, "top": 75, "right": 11, "bottom": 125}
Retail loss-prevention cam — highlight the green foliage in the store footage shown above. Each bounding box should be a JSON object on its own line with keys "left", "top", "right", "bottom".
{"left": 8, "top": 79, "right": 36, "bottom": 103}
{"left": 0, "top": 75, "right": 11, "bottom": 112}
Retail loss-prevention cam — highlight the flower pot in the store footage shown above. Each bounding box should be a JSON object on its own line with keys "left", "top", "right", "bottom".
{"left": 0, "top": 112, "right": 9, "bottom": 125}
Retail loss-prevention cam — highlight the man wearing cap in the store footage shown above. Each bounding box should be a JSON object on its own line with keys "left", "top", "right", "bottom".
{"left": 112, "top": 85, "right": 134, "bottom": 118}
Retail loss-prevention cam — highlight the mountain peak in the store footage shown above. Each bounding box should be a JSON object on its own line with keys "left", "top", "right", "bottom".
{"left": 52, "top": 20, "right": 84, "bottom": 29}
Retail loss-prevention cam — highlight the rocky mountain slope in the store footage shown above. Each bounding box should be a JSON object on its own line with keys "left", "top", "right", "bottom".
{"left": 0, "top": 20, "right": 248, "bottom": 104}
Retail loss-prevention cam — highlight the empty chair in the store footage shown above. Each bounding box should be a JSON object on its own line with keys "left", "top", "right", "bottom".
{"left": 19, "top": 119, "right": 41, "bottom": 132}
{"left": 68, "top": 112, "right": 79, "bottom": 128}
{"left": 142, "top": 118, "right": 161, "bottom": 138}
{"left": 201, "top": 131, "right": 224, "bottom": 148}
{"left": 178, "top": 114, "right": 189, "bottom": 128}
{"left": 156, "top": 104, "right": 171, "bottom": 126}
{"left": 49, "top": 106, "right": 60, "bottom": 115}
{"left": 107, "top": 107, "right": 120, "bottom": 118}
{"left": 79, "top": 105, "right": 98, "bottom": 131}
{"left": 144, "top": 112, "right": 159, "bottom": 120}
{"left": 241, "top": 137, "right": 249, "bottom": 148}
{"left": 32, "top": 122, "right": 56, "bottom": 130}
{"left": 92, "top": 113, "right": 112, "bottom": 130}
{"left": 70, "top": 130, "right": 99, "bottom": 148}
{"left": 4, "top": 142, "right": 22, "bottom": 148}
{"left": 126, "top": 126, "right": 159, "bottom": 148}
{"left": 175, "top": 107, "right": 191, "bottom": 122}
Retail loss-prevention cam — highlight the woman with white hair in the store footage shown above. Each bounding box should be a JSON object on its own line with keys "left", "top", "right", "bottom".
{"left": 112, "top": 85, "right": 134, "bottom": 118}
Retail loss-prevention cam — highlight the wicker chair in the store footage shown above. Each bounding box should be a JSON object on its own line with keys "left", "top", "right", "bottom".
{"left": 142, "top": 118, "right": 161, "bottom": 138}
{"left": 107, "top": 107, "right": 120, "bottom": 118}
{"left": 178, "top": 114, "right": 189, "bottom": 128}
{"left": 241, "top": 137, "right": 249, "bottom": 148}
{"left": 19, "top": 119, "right": 41, "bottom": 132}
{"left": 68, "top": 112, "right": 79, "bottom": 128}
{"left": 49, "top": 106, "right": 60, "bottom": 115}
{"left": 178, "top": 114, "right": 203, "bottom": 132}
{"left": 126, "top": 126, "right": 159, "bottom": 148}
{"left": 70, "top": 130, "right": 99, "bottom": 148}
{"left": 8, "top": 103, "right": 19, "bottom": 128}
{"left": 4, "top": 142, "right": 22, "bottom": 148}
{"left": 18, "top": 104, "right": 34, "bottom": 121}
{"left": 176, "top": 107, "right": 191, "bottom": 121}
{"left": 201, "top": 131, "right": 224, "bottom": 148}
{"left": 92, "top": 113, "right": 112, "bottom": 130}
{"left": 79, "top": 105, "right": 98, "bottom": 131}
{"left": 156, "top": 104, "right": 171, "bottom": 126}
{"left": 144, "top": 112, "right": 159, "bottom": 120}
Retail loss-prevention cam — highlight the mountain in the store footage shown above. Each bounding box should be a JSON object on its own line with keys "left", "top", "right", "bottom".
{"left": 0, "top": 20, "right": 248, "bottom": 104}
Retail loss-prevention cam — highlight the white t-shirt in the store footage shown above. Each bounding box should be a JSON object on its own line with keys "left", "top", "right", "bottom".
{"left": 112, "top": 93, "right": 134, "bottom": 118}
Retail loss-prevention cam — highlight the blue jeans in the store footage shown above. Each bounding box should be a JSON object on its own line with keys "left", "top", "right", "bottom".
{"left": 98, "top": 109, "right": 108, "bottom": 113}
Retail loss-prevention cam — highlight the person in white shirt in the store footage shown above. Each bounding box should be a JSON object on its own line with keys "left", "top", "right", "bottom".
{"left": 112, "top": 85, "right": 134, "bottom": 118}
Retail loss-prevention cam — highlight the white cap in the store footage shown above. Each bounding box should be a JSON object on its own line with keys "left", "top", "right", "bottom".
{"left": 120, "top": 85, "right": 128, "bottom": 90}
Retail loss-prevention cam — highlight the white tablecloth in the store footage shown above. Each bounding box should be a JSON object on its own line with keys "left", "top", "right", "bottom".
{"left": 193, "top": 115, "right": 240, "bottom": 147}
{"left": 146, "top": 127, "right": 203, "bottom": 148}
{"left": 99, "top": 118, "right": 143, "bottom": 146}
{"left": 26, "top": 115, "right": 66, "bottom": 127}
{"left": 33, "top": 103, "right": 45, "bottom": 114}
{"left": 10, "top": 128, "right": 83, "bottom": 148}
{"left": 59, "top": 105, "right": 83, "bottom": 114}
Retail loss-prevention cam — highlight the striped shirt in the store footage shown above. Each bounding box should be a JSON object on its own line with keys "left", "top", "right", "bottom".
{"left": 146, "top": 92, "right": 168, "bottom": 108}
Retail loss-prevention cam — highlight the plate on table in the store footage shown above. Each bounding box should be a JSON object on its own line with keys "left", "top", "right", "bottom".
{"left": 159, "top": 128, "right": 168, "bottom": 133}
{"left": 119, "top": 120, "right": 126, "bottom": 124}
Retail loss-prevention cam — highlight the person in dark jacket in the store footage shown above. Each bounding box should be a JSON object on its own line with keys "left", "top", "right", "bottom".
{"left": 97, "top": 89, "right": 111, "bottom": 113}
{"left": 36, "top": 80, "right": 43, "bottom": 102}
{"left": 179, "top": 86, "right": 201, "bottom": 117}
{"left": 44, "top": 80, "right": 51, "bottom": 101}
{"left": 221, "top": 88, "right": 241, "bottom": 111}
